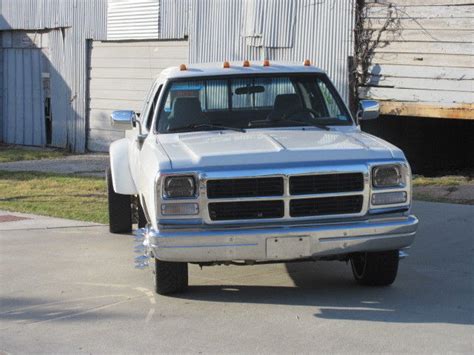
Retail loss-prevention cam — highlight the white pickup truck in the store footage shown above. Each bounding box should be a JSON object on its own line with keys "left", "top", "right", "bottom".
{"left": 108, "top": 61, "right": 418, "bottom": 295}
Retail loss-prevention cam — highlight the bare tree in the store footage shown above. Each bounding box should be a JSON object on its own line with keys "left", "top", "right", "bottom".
{"left": 350, "top": 0, "right": 401, "bottom": 114}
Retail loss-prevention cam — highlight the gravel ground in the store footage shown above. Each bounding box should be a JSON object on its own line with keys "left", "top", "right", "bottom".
{"left": 414, "top": 184, "right": 474, "bottom": 204}
{"left": 0, "top": 154, "right": 109, "bottom": 177}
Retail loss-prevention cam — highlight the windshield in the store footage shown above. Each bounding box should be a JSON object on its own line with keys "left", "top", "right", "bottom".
{"left": 156, "top": 74, "right": 353, "bottom": 133}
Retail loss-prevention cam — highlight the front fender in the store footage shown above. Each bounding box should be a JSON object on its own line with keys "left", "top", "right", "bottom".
{"left": 109, "top": 139, "right": 138, "bottom": 195}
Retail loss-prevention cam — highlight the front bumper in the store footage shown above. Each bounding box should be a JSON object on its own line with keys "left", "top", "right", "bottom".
{"left": 147, "top": 215, "right": 418, "bottom": 262}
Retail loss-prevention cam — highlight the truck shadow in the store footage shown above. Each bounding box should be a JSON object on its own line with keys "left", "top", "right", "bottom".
{"left": 176, "top": 202, "right": 474, "bottom": 326}
{"left": 176, "top": 261, "right": 472, "bottom": 326}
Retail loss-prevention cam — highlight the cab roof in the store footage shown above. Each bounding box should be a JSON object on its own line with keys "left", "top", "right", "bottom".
{"left": 157, "top": 61, "right": 326, "bottom": 81}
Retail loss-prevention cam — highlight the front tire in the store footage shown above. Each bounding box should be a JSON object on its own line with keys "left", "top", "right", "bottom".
{"left": 152, "top": 258, "right": 188, "bottom": 295}
{"left": 350, "top": 250, "right": 399, "bottom": 286}
{"left": 107, "top": 168, "right": 132, "bottom": 234}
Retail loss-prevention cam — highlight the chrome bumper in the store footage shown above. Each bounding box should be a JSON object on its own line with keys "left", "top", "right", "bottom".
{"left": 148, "top": 215, "right": 418, "bottom": 262}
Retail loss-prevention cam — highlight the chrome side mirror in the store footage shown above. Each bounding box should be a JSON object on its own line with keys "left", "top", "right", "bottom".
{"left": 111, "top": 110, "right": 146, "bottom": 147}
{"left": 357, "top": 100, "right": 380, "bottom": 121}
{"left": 111, "top": 110, "right": 136, "bottom": 127}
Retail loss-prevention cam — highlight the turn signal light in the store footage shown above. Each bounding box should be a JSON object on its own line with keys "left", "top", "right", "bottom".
{"left": 243, "top": 60, "right": 250, "bottom": 67}
{"left": 303, "top": 59, "right": 311, "bottom": 66}
{"left": 263, "top": 59, "right": 270, "bottom": 67}
{"left": 179, "top": 64, "right": 187, "bottom": 71}
{"left": 372, "top": 191, "right": 407, "bottom": 206}
{"left": 223, "top": 61, "right": 230, "bottom": 68}
{"left": 161, "top": 203, "right": 199, "bottom": 216}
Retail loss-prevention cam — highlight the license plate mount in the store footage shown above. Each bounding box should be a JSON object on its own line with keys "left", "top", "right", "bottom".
{"left": 266, "top": 236, "right": 311, "bottom": 260}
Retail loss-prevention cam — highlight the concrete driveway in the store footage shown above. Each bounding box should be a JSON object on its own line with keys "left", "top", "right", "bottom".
{"left": 0, "top": 201, "right": 473, "bottom": 354}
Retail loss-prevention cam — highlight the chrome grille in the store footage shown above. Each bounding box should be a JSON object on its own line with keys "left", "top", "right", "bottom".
{"left": 205, "top": 171, "right": 367, "bottom": 222}
{"left": 207, "top": 177, "right": 283, "bottom": 199}
{"left": 290, "top": 173, "right": 364, "bottom": 195}
{"left": 290, "top": 195, "right": 363, "bottom": 217}
{"left": 209, "top": 201, "right": 284, "bottom": 221}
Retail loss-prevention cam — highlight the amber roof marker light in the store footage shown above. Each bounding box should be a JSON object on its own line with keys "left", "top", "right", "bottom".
{"left": 303, "top": 59, "right": 311, "bottom": 66}
{"left": 263, "top": 59, "right": 270, "bottom": 67}
{"left": 179, "top": 64, "right": 187, "bottom": 71}
{"left": 223, "top": 61, "right": 230, "bottom": 68}
{"left": 243, "top": 60, "right": 250, "bottom": 67}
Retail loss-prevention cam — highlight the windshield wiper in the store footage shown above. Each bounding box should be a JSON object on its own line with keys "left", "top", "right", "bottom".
{"left": 168, "top": 123, "right": 246, "bottom": 133}
{"left": 305, "top": 117, "right": 331, "bottom": 131}
{"left": 249, "top": 118, "right": 330, "bottom": 131}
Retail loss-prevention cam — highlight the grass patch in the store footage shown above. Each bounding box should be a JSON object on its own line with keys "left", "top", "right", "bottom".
{"left": 412, "top": 175, "right": 472, "bottom": 187}
{"left": 412, "top": 174, "right": 474, "bottom": 205}
{"left": 0, "top": 145, "right": 69, "bottom": 163}
{"left": 0, "top": 171, "right": 108, "bottom": 224}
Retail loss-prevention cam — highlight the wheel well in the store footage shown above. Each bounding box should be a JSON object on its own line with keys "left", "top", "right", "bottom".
{"left": 109, "top": 139, "right": 138, "bottom": 195}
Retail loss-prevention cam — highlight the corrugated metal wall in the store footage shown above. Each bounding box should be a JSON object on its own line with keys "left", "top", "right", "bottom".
{"left": 186, "top": 0, "right": 261, "bottom": 65}
{"left": 113, "top": 0, "right": 354, "bottom": 103}
{"left": 159, "top": 0, "right": 189, "bottom": 39}
{"left": 0, "top": 0, "right": 107, "bottom": 151}
{"left": 107, "top": 0, "right": 159, "bottom": 40}
{"left": 0, "top": 1, "right": 4, "bottom": 140}
{"left": 1, "top": 0, "right": 355, "bottom": 150}
{"left": 241, "top": 0, "right": 296, "bottom": 48}
{"left": 265, "top": 0, "right": 354, "bottom": 104}
{"left": 0, "top": 33, "right": 3, "bottom": 141}
{"left": 0, "top": 0, "right": 72, "bottom": 30}
{"left": 1, "top": 32, "right": 46, "bottom": 145}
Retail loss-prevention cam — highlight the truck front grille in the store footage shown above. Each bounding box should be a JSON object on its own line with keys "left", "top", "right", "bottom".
{"left": 290, "top": 195, "right": 363, "bottom": 217}
{"left": 207, "top": 177, "right": 284, "bottom": 198}
{"left": 290, "top": 173, "right": 364, "bottom": 195}
{"left": 205, "top": 172, "right": 366, "bottom": 222}
{"left": 208, "top": 201, "right": 284, "bottom": 221}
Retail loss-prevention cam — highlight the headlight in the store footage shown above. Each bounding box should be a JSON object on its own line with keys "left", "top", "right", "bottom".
{"left": 372, "top": 165, "right": 404, "bottom": 188}
{"left": 163, "top": 176, "right": 196, "bottom": 198}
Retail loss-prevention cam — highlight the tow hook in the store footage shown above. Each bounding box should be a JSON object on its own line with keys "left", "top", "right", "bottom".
{"left": 134, "top": 227, "right": 150, "bottom": 269}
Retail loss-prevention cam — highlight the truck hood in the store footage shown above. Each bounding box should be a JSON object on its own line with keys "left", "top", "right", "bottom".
{"left": 157, "top": 128, "right": 403, "bottom": 170}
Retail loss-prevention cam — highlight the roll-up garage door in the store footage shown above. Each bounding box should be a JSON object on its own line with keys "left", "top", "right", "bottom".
{"left": 87, "top": 40, "right": 188, "bottom": 151}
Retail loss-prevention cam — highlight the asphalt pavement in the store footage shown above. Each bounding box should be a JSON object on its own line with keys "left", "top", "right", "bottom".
{"left": 0, "top": 201, "right": 473, "bottom": 354}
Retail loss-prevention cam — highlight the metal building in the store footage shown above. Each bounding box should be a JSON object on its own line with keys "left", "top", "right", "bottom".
{"left": 0, "top": 0, "right": 107, "bottom": 152}
{"left": 88, "top": 0, "right": 355, "bottom": 151}
{"left": 2, "top": 0, "right": 470, "bottom": 153}
{"left": 1, "top": 0, "right": 355, "bottom": 152}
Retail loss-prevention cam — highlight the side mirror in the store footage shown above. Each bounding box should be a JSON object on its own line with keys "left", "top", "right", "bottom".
{"left": 357, "top": 100, "right": 380, "bottom": 121}
{"left": 110, "top": 110, "right": 136, "bottom": 127}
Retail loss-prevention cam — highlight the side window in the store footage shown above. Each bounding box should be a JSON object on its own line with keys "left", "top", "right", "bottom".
{"left": 146, "top": 85, "right": 162, "bottom": 130}
{"left": 316, "top": 80, "right": 346, "bottom": 120}
{"left": 162, "top": 80, "right": 227, "bottom": 112}
{"left": 163, "top": 81, "right": 203, "bottom": 112}
{"left": 139, "top": 83, "right": 156, "bottom": 130}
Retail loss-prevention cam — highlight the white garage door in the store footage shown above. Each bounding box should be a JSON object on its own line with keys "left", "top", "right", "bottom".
{"left": 87, "top": 40, "right": 188, "bottom": 151}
